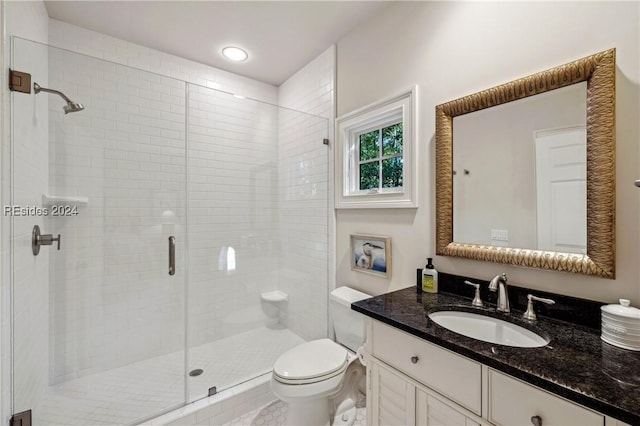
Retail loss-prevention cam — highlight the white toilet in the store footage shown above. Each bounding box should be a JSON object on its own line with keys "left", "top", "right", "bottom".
{"left": 271, "top": 286, "right": 371, "bottom": 426}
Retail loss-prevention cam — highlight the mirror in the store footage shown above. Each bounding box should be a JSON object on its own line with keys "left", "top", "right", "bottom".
{"left": 453, "top": 82, "right": 587, "bottom": 253}
{"left": 435, "top": 49, "right": 616, "bottom": 278}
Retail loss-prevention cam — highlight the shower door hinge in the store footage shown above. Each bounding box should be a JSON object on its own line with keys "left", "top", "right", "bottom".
{"left": 8, "top": 69, "right": 32, "bottom": 93}
{"left": 10, "top": 409, "right": 32, "bottom": 426}
{"left": 208, "top": 386, "right": 218, "bottom": 396}
{"left": 323, "top": 138, "right": 330, "bottom": 146}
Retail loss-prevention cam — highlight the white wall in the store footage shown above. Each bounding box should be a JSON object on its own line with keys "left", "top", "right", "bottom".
{"left": 336, "top": 1, "right": 640, "bottom": 304}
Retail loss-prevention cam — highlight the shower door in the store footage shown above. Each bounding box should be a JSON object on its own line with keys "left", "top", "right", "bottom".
{"left": 9, "top": 38, "right": 187, "bottom": 425}
{"left": 185, "top": 84, "right": 330, "bottom": 401}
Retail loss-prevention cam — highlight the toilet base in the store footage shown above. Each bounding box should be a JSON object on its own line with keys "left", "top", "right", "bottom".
{"left": 285, "top": 397, "right": 330, "bottom": 426}
{"left": 329, "top": 361, "right": 363, "bottom": 426}
{"left": 332, "top": 402, "right": 357, "bottom": 426}
{"left": 274, "top": 356, "right": 364, "bottom": 426}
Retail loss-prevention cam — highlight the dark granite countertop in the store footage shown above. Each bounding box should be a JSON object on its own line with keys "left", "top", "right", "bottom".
{"left": 352, "top": 287, "right": 640, "bottom": 425}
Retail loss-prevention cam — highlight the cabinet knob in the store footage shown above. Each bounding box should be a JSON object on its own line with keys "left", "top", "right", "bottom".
{"left": 530, "top": 415, "right": 542, "bottom": 426}
{"left": 411, "top": 356, "right": 419, "bottom": 364}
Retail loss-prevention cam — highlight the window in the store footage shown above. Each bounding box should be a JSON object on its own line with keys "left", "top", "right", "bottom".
{"left": 336, "top": 87, "right": 417, "bottom": 208}
{"left": 358, "top": 123, "right": 403, "bottom": 191}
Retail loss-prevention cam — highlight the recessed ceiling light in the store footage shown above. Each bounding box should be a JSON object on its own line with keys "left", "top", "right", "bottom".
{"left": 222, "top": 46, "right": 248, "bottom": 62}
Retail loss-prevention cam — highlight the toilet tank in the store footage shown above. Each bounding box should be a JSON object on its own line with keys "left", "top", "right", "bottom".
{"left": 330, "top": 286, "right": 371, "bottom": 352}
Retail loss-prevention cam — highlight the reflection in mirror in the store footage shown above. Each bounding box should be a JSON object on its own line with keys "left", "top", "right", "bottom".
{"left": 453, "top": 83, "right": 587, "bottom": 254}
{"left": 435, "top": 49, "right": 616, "bottom": 278}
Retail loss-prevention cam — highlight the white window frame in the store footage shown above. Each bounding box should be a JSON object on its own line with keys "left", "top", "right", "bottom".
{"left": 336, "top": 86, "right": 418, "bottom": 209}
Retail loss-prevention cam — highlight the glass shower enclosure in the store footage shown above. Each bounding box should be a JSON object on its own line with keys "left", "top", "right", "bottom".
{"left": 8, "top": 38, "right": 328, "bottom": 425}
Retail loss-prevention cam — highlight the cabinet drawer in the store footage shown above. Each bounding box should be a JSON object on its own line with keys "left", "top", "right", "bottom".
{"left": 372, "top": 321, "right": 482, "bottom": 415}
{"left": 488, "top": 369, "right": 603, "bottom": 426}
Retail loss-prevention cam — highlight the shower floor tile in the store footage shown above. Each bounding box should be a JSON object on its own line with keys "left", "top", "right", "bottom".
{"left": 222, "top": 393, "right": 367, "bottom": 426}
{"left": 34, "top": 327, "right": 304, "bottom": 426}
{"left": 188, "top": 327, "right": 304, "bottom": 401}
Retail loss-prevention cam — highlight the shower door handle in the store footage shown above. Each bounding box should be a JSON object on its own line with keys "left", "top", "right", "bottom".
{"left": 168, "top": 236, "right": 175, "bottom": 276}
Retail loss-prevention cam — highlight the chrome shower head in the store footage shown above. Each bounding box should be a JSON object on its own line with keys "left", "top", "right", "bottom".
{"left": 63, "top": 102, "right": 85, "bottom": 114}
{"left": 34, "top": 82, "right": 85, "bottom": 114}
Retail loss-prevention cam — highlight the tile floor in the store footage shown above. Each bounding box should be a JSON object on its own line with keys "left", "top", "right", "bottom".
{"left": 33, "top": 327, "right": 304, "bottom": 425}
{"left": 222, "top": 393, "right": 367, "bottom": 426}
{"left": 187, "top": 327, "right": 304, "bottom": 401}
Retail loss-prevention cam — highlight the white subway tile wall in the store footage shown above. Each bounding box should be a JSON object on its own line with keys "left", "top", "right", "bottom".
{"left": 278, "top": 46, "right": 335, "bottom": 117}
{"left": 277, "top": 46, "right": 334, "bottom": 340}
{"left": 276, "top": 109, "right": 329, "bottom": 341}
{"left": 186, "top": 84, "right": 281, "bottom": 350}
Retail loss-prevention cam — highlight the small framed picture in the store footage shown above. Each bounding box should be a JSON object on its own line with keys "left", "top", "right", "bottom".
{"left": 350, "top": 234, "right": 391, "bottom": 278}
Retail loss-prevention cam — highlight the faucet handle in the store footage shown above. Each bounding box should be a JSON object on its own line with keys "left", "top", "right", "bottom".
{"left": 464, "top": 280, "right": 484, "bottom": 307}
{"left": 523, "top": 294, "right": 555, "bottom": 321}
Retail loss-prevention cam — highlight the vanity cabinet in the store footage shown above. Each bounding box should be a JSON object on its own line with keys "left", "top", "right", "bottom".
{"left": 366, "top": 319, "right": 629, "bottom": 426}
{"left": 370, "top": 319, "right": 482, "bottom": 415}
{"left": 369, "top": 360, "right": 484, "bottom": 426}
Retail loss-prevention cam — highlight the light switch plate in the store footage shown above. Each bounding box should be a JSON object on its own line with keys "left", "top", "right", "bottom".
{"left": 490, "top": 229, "right": 509, "bottom": 242}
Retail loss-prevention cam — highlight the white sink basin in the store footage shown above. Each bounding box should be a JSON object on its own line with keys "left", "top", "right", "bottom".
{"left": 428, "top": 311, "right": 548, "bottom": 348}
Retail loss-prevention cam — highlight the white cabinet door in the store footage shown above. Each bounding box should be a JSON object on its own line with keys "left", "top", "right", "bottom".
{"left": 416, "top": 387, "right": 482, "bottom": 426}
{"left": 368, "top": 358, "right": 486, "bottom": 426}
{"left": 369, "top": 361, "right": 416, "bottom": 426}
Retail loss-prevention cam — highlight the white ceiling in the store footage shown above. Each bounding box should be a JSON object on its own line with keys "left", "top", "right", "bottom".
{"left": 44, "top": 1, "right": 391, "bottom": 86}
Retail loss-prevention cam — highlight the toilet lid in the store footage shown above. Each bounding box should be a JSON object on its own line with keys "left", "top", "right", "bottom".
{"left": 273, "top": 339, "right": 348, "bottom": 383}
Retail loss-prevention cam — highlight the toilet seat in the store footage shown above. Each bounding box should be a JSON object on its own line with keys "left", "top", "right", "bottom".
{"left": 273, "top": 339, "right": 348, "bottom": 385}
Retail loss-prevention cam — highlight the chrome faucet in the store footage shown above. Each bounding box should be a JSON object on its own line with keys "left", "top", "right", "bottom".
{"left": 489, "top": 273, "right": 510, "bottom": 313}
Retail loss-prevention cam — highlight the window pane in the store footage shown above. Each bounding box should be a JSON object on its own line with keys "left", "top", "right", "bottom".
{"left": 382, "top": 157, "right": 403, "bottom": 188}
{"left": 382, "top": 123, "right": 403, "bottom": 156}
{"left": 359, "top": 130, "right": 379, "bottom": 161}
{"left": 360, "top": 162, "right": 379, "bottom": 190}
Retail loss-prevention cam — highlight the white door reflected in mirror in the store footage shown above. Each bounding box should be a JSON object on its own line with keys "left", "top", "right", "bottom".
{"left": 535, "top": 127, "right": 586, "bottom": 254}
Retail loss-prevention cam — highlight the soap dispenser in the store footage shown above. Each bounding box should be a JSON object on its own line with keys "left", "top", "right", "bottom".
{"left": 421, "top": 258, "right": 438, "bottom": 293}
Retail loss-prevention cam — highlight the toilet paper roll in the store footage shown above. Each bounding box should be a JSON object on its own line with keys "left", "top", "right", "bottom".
{"left": 356, "top": 345, "right": 367, "bottom": 367}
